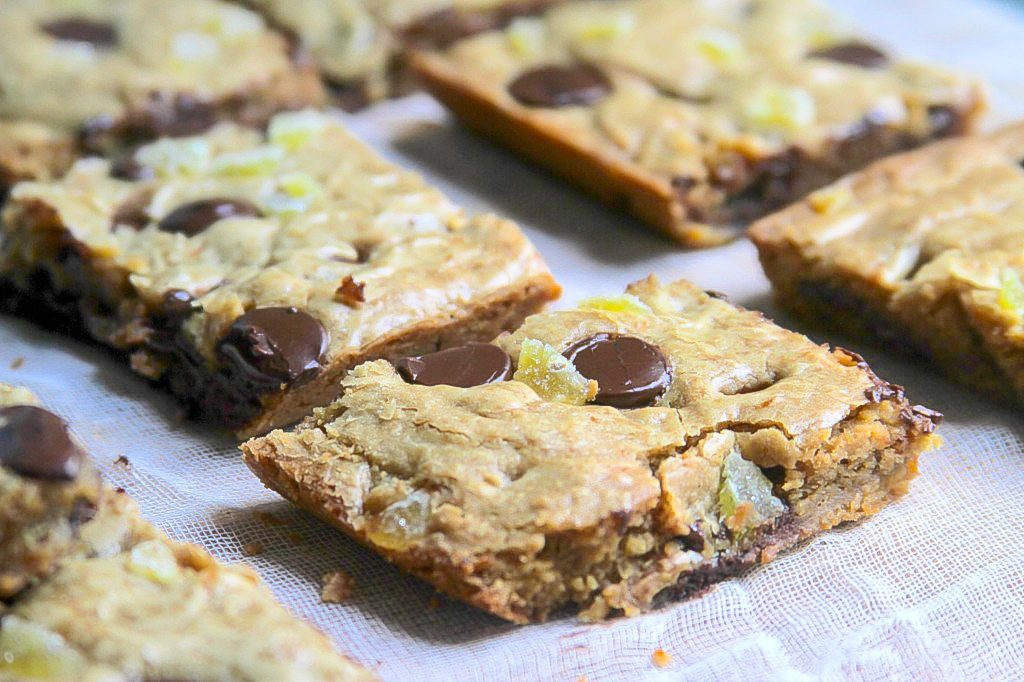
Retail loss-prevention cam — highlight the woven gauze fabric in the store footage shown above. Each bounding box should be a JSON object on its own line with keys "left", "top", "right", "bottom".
{"left": 3, "top": 1, "right": 1024, "bottom": 678}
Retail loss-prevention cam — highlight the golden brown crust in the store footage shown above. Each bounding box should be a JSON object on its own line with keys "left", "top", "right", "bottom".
{"left": 0, "top": 114, "right": 559, "bottom": 438}
{"left": 410, "top": 0, "right": 987, "bottom": 247}
{"left": 749, "top": 123, "right": 1024, "bottom": 404}
{"left": 242, "top": 277, "right": 940, "bottom": 622}
{"left": 0, "top": 384, "right": 373, "bottom": 681}
{"left": 412, "top": 51, "right": 703, "bottom": 244}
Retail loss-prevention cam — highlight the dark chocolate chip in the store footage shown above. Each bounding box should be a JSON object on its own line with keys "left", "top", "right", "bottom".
{"left": 396, "top": 343, "right": 512, "bottom": 388}
{"left": 111, "top": 190, "right": 152, "bottom": 230}
{"left": 508, "top": 64, "right": 612, "bottom": 108}
{"left": 402, "top": 8, "right": 500, "bottom": 49}
{"left": 69, "top": 498, "right": 97, "bottom": 528}
{"left": 680, "top": 523, "right": 705, "bottom": 553}
{"left": 807, "top": 42, "right": 888, "bottom": 68}
{"left": 0, "top": 405, "right": 84, "bottom": 481}
{"left": 927, "top": 105, "right": 964, "bottom": 138}
{"left": 40, "top": 18, "right": 118, "bottom": 48}
{"left": 109, "top": 154, "right": 153, "bottom": 182}
{"left": 161, "top": 289, "right": 195, "bottom": 322}
{"left": 144, "top": 93, "right": 218, "bottom": 139}
{"left": 563, "top": 334, "right": 671, "bottom": 408}
{"left": 157, "top": 198, "right": 262, "bottom": 237}
{"left": 217, "top": 307, "right": 328, "bottom": 389}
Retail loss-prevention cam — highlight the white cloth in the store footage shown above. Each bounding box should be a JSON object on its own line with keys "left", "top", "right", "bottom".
{"left": 3, "top": 1, "right": 1024, "bottom": 678}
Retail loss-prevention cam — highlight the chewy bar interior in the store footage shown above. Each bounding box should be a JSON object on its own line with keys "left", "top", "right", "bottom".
{"left": 0, "top": 0, "right": 325, "bottom": 195}
{"left": 243, "top": 0, "right": 560, "bottom": 110}
{"left": 0, "top": 110, "right": 560, "bottom": 438}
{"left": 0, "top": 384, "right": 373, "bottom": 680}
{"left": 242, "top": 277, "right": 941, "bottom": 623}
{"left": 750, "top": 123, "right": 1024, "bottom": 406}
{"left": 412, "top": 0, "right": 986, "bottom": 246}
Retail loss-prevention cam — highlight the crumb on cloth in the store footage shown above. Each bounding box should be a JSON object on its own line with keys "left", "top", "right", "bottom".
{"left": 242, "top": 541, "right": 265, "bottom": 556}
{"left": 321, "top": 570, "right": 355, "bottom": 603}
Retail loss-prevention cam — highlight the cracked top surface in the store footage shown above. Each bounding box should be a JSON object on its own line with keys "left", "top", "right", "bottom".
{"left": 244, "top": 277, "right": 920, "bottom": 573}
{"left": 2, "top": 110, "right": 553, "bottom": 365}
{"left": 0, "top": 384, "right": 371, "bottom": 681}
{"left": 424, "top": 0, "right": 982, "bottom": 179}
{"left": 0, "top": 0, "right": 309, "bottom": 132}
{"left": 750, "top": 123, "right": 1024, "bottom": 338}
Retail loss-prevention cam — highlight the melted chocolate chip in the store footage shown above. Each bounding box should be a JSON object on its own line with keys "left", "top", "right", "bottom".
{"left": 563, "top": 334, "right": 671, "bottom": 408}
{"left": 508, "top": 64, "right": 612, "bottom": 108}
{"left": 111, "top": 190, "right": 152, "bottom": 230}
{"left": 161, "top": 289, "right": 195, "bottom": 322}
{"left": 216, "top": 307, "right": 328, "bottom": 390}
{"left": 109, "top": 154, "right": 153, "bottom": 182}
{"left": 69, "top": 498, "right": 97, "bottom": 528}
{"left": 808, "top": 42, "right": 888, "bottom": 68}
{"left": 157, "top": 199, "right": 262, "bottom": 237}
{"left": 396, "top": 343, "right": 512, "bottom": 388}
{"left": 0, "top": 405, "right": 84, "bottom": 481}
{"left": 927, "top": 105, "right": 964, "bottom": 138}
{"left": 40, "top": 18, "right": 118, "bottom": 47}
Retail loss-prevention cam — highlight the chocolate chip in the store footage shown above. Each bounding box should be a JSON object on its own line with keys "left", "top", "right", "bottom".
{"left": 157, "top": 199, "right": 262, "bottom": 237}
{"left": 927, "top": 105, "right": 964, "bottom": 138}
{"left": 396, "top": 343, "right": 512, "bottom": 388}
{"left": 69, "top": 498, "right": 97, "bottom": 528}
{"left": 144, "top": 93, "right": 218, "bottom": 139}
{"left": 109, "top": 154, "right": 153, "bottom": 182}
{"left": 161, "top": 289, "right": 195, "bottom": 321}
{"left": 563, "top": 334, "right": 671, "bottom": 408}
{"left": 111, "top": 190, "right": 152, "bottom": 230}
{"left": 808, "top": 42, "right": 888, "bottom": 68}
{"left": 40, "top": 18, "right": 118, "bottom": 48}
{"left": 508, "top": 64, "right": 612, "bottom": 108}
{"left": 402, "top": 8, "right": 500, "bottom": 49}
{"left": 680, "top": 524, "right": 705, "bottom": 553}
{"left": 0, "top": 405, "right": 84, "bottom": 481}
{"left": 217, "top": 307, "right": 329, "bottom": 390}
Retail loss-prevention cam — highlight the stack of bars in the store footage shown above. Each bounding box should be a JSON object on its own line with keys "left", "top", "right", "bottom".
{"left": 2, "top": 0, "right": 1020, "bottom": 678}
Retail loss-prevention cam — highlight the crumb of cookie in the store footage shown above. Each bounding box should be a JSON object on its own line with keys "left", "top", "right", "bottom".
{"left": 427, "top": 595, "right": 443, "bottom": 610}
{"left": 652, "top": 649, "right": 672, "bottom": 668}
{"left": 114, "top": 455, "right": 131, "bottom": 468}
{"left": 334, "top": 275, "right": 366, "bottom": 307}
{"left": 253, "top": 510, "right": 287, "bottom": 526}
{"left": 9, "top": 357, "right": 24, "bottom": 369}
{"left": 321, "top": 570, "right": 355, "bottom": 603}
{"left": 242, "top": 541, "right": 265, "bottom": 556}
{"left": 286, "top": 531, "right": 305, "bottom": 546}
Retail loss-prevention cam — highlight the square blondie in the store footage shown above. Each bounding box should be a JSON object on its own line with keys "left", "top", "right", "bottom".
{"left": 0, "top": 110, "right": 559, "bottom": 437}
{"left": 413, "top": 0, "right": 985, "bottom": 246}
{"left": 0, "top": 0, "right": 325, "bottom": 195}
{"left": 751, "top": 122, "right": 1024, "bottom": 406}
{"left": 243, "top": 277, "right": 940, "bottom": 622}
{"left": 0, "top": 384, "right": 371, "bottom": 680}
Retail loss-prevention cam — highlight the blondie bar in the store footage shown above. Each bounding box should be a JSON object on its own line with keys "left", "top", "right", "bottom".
{"left": 0, "top": 384, "right": 372, "bottom": 680}
{"left": 242, "top": 0, "right": 558, "bottom": 110}
{"left": 243, "top": 277, "right": 940, "bottom": 623}
{"left": 0, "top": 110, "right": 559, "bottom": 437}
{"left": 412, "top": 0, "right": 985, "bottom": 246}
{"left": 750, "top": 122, "right": 1024, "bottom": 406}
{"left": 0, "top": 0, "right": 324, "bottom": 196}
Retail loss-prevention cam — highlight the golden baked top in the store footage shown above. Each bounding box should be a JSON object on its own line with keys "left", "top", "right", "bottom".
{"left": 2, "top": 109, "right": 552, "bottom": 377}
{"left": 0, "top": 0, "right": 314, "bottom": 132}
{"left": 0, "top": 384, "right": 372, "bottom": 680}
{"left": 425, "top": 0, "right": 983, "bottom": 180}
{"left": 750, "top": 122, "right": 1024, "bottom": 331}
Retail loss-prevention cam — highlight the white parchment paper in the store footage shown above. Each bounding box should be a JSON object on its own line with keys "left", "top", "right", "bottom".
{"left": 3, "top": 1, "right": 1024, "bottom": 679}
